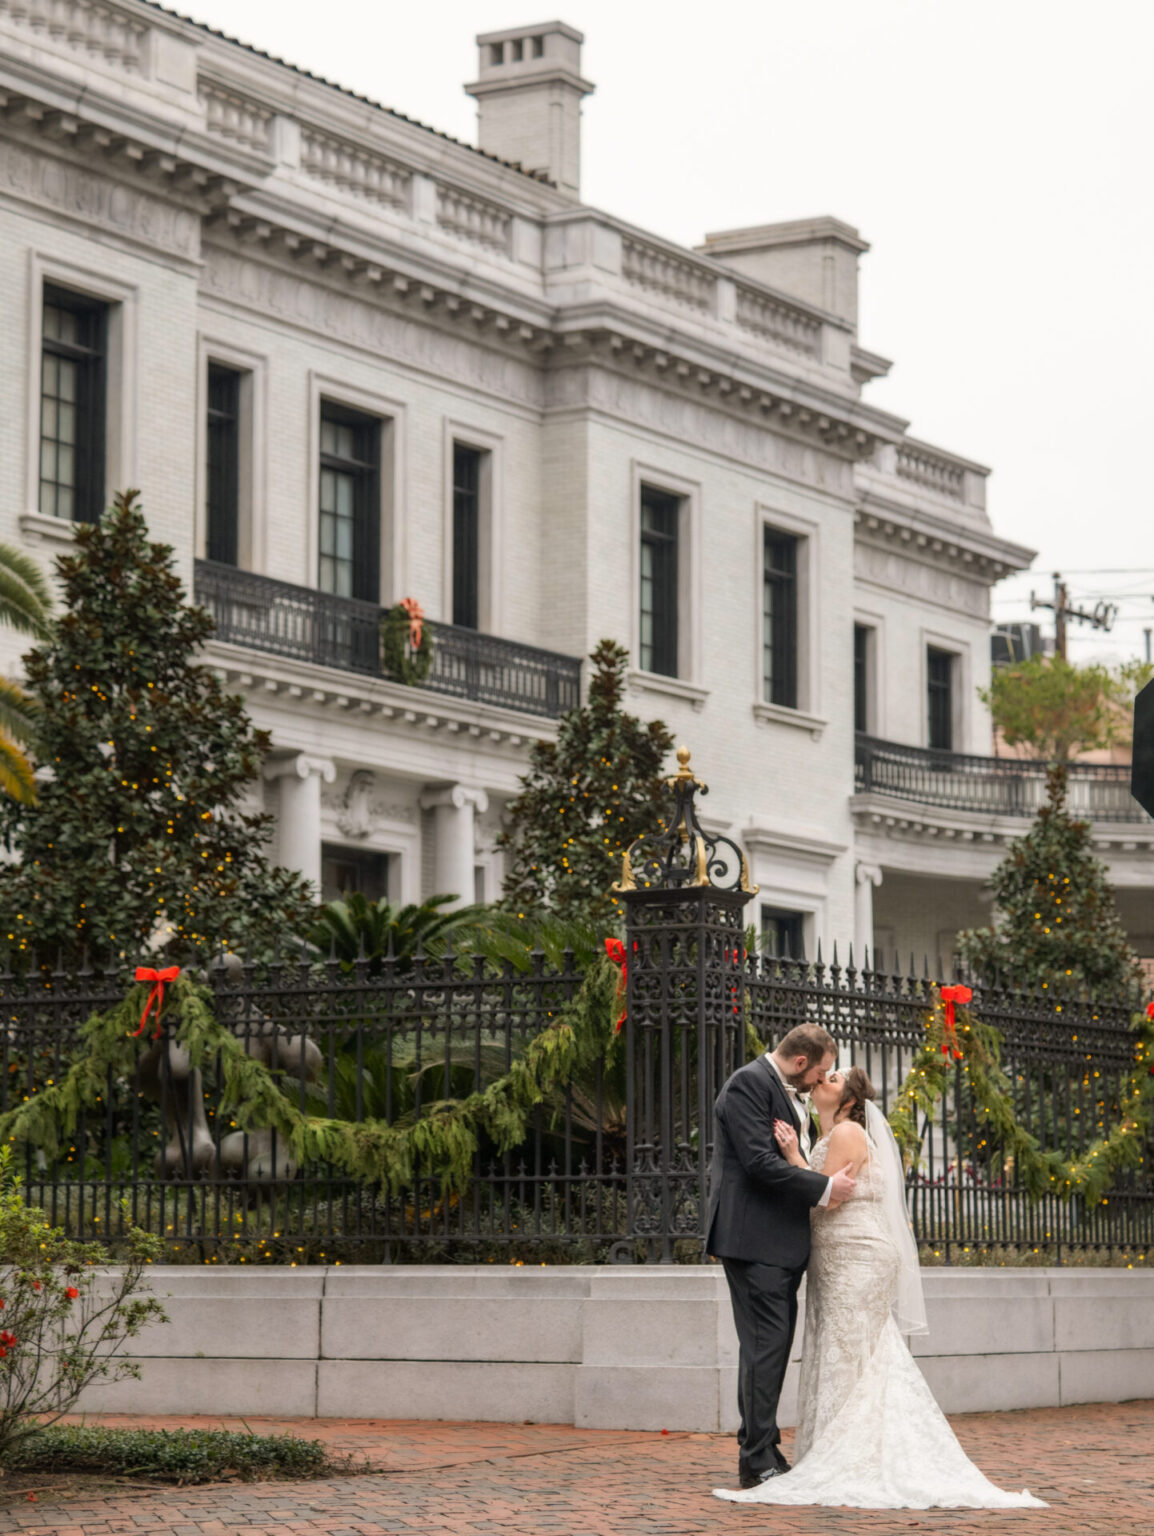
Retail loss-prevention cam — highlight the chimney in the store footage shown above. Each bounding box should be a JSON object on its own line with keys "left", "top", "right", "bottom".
{"left": 698, "top": 217, "right": 869, "bottom": 331}
{"left": 465, "top": 21, "right": 594, "bottom": 196}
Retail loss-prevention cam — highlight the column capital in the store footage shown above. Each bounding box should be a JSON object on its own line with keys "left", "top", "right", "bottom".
{"left": 420, "top": 783, "right": 489, "bottom": 814}
{"left": 855, "top": 860, "right": 883, "bottom": 887}
{"left": 263, "top": 752, "right": 337, "bottom": 785}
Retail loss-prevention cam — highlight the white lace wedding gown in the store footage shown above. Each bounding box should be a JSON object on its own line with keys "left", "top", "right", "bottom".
{"left": 715, "top": 1133, "right": 1046, "bottom": 1510}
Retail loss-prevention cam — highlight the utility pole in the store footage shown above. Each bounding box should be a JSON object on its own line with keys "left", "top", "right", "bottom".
{"left": 1030, "top": 572, "right": 1117, "bottom": 660}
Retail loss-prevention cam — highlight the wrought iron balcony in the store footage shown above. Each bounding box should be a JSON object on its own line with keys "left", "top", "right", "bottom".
{"left": 194, "top": 561, "right": 582, "bottom": 719}
{"left": 855, "top": 734, "right": 1149, "bottom": 824}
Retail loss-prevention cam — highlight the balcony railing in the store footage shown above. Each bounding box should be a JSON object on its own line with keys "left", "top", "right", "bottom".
{"left": 855, "top": 734, "right": 1149, "bottom": 824}
{"left": 194, "top": 561, "right": 582, "bottom": 719}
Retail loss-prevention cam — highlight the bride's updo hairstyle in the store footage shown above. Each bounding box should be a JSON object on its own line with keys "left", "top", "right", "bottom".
{"left": 836, "top": 1066, "right": 876, "bottom": 1129}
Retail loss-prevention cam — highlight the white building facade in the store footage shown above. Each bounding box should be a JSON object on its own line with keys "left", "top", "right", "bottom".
{"left": 2, "top": 1, "right": 1151, "bottom": 963}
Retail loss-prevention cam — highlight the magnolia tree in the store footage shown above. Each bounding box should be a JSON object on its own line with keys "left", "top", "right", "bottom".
{"left": 0, "top": 492, "right": 313, "bottom": 968}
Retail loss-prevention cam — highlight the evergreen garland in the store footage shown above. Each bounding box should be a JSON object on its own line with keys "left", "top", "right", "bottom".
{"left": 889, "top": 994, "right": 1154, "bottom": 1207}
{"left": 381, "top": 603, "right": 434, "bottom": 686}
{"left": 0, "top": 963, "right": 620, "bottom": 1196}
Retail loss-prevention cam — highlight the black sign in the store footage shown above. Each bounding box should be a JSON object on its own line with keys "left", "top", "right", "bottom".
{"left": 1132, "top": 679, "right": 1154, "bottom": 818}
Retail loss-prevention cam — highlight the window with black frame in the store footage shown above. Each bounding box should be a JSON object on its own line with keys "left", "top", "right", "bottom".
{"left": 318, "top": 403, "right": 380, "bottom": 601}
{"left": 639, "top": 485, "right": 680, "bottom": 676}
{"left": 452, "top": 442, "right": 484, "bottom": 629}
{"left": 206, "top": 364, "right": 242, "bottom": 565}
{"left": 854, "top": 623, "right": 872, "bottom": 734}
{"left": 762, "top": 906, "right": 806, "bottom": 960}
{"left": 927, "top": 646, "right": 955, "bottom": 750}
{"left": 40, "top": 285, "right": 108, "bottom": 523}
{"left": 763, "top": 528, "right": 798, "bottom": 708}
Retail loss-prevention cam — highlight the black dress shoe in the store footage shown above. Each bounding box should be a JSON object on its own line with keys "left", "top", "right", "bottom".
{"left": 738, "top": 1467, "right": 784, "bottom": 1489}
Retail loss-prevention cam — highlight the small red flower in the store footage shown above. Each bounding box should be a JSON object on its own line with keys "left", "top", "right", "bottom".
{"left": 66, "top": 1286, "right": 79, "bottom": 1300}
{"left": 1147, "top": 1001, "right": 1154, "bottom": 1019}
{"left": 31, "top": 1281, "right": 41, "bottom": 1292}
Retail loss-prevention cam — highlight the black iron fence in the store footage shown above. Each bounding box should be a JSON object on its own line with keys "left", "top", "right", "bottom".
{"left": 855, "top": 733, "right": 1147, "bottom": 824}
{"left": 194, "top": 560, "right": 582, "bottom": 719}
{"left": 1, "top": 942, "right": 1149, "bottom": 1265}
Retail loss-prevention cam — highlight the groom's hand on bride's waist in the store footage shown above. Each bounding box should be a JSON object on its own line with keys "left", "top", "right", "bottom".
{"left": 826, "top": 1163, "right": 856, "bottom": 1208}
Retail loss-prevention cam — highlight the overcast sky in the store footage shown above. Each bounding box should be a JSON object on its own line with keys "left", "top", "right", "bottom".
{"left": 177, "top": 0, "right": 1153, "bottom": 663}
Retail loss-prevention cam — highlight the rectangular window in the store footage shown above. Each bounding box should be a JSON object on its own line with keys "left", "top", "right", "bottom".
{"left": 854, "top": 624, "right": 871, "bottom": 734}
{"left": 452, "top": 442, "right": 483, "bottom": 629}
{"left": 206, "top": 364, "right": 242, "bottom": 565}
{"left": 763, "top": 529, "right": 798, "bottom": 708}
{"left": 40, "top": 285, "right": 108, "bottom": 523}
{"left": 639, "top": 485, "right": 680, "bottom": 676}
{"left": 927, "top": 647, "right": 954, "bottom": 750}
{"left": 762, "top": 906, "right": 806, "bottom": 960}
{"left": 321, "top": 844, "right": 389, "bottom": 904}
{"left": 319, "top": 403, "right": 380, "bottom": 601}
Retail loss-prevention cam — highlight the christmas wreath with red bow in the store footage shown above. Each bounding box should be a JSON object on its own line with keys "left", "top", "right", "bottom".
{"left": 382, "top": 597, "right": 434, "bottom": 686}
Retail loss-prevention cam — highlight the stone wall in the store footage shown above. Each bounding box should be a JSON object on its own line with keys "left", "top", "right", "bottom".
{"left": 76, "top": 1265, "right": 1154, "bottom": 1430}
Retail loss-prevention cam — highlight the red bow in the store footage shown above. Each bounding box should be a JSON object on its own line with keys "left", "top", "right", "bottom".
{"left": 939, "top": 984, "right": 972, "bottom": 1060}
{"left": 131, "top": 966, "right": 180, "bottom": 1039}
{"left": 399, "top": 597, "right": 424, "bottom": 650}
{"left": 605, "top": 937, "right": 628, "bottom": 1032}
{"left": 1146, "top": 1002, "right": 1154, "bottom": 1020}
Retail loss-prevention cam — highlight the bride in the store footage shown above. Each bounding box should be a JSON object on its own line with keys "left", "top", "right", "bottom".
{"left": 715, "top": 1066, "right": 1046, "bottom": 1510}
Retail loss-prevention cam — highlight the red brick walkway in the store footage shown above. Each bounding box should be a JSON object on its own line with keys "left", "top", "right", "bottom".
{"left": 2, "top": 1400, "right": 1151, "bottom": 1535}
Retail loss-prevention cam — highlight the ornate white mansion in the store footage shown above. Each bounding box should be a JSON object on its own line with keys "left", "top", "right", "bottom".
{"left": 2, "top": 2, "right": 1150, "bottom": 962}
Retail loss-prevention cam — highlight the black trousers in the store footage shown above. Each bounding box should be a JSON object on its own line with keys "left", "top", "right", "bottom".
{"left": 722, "top": 1257, "right": 805, "bottom": 1479}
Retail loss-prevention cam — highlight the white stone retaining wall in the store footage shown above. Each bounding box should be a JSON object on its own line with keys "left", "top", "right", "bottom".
{"left": 76, "top": 1265, "right": 1154, "bottom": 1430}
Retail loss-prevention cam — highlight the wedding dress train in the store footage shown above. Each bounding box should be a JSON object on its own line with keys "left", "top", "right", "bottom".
{"left": 715, "top": 1131, "right": 1046, "bottom": 1510}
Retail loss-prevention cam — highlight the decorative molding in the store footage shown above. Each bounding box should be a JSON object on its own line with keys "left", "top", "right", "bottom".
{"left": 626, "top": 669, "right": 710, "bottom": 712}
{"left": 335, "top": 769, "right": 377, "bottom": 838}
{"left": 743, "top": 821, "right": 848, "bottom": 867}
{"left": 853, "top": 537, "right": 991, "bottom": 616}
{"left": 18, "top": 509, "right": 77, "bottom": 547}
{"left": 0, "top": 141, "right": 201, "bottom": 258}
{"left": 751, "top": 700, "right": 829, "bottom": 740}
{"left": 263, "top": 752, "right": 337, "bottom": 785}
{"left": 0, "top": 0, "right": 149, "bottom": 74}
{"left": 300, "top": 127, "right": 411, "bottom": 211}
{"left": 200, "top": 246, "right": 544, "bottom": 411}
{"left": 419, "top": 784, "right": 490, "bottom": 814}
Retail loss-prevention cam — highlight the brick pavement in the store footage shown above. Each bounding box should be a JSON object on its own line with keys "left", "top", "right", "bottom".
{"left": 1, "top": 1400, "right": 1150, "bottom": 1536}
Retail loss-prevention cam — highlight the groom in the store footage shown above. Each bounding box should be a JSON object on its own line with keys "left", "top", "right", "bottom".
{"left": 706, "top": 1022, "right": 854, "bottom": 1488}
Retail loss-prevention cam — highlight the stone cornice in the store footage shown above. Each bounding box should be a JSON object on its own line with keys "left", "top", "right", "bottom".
{"left": 204, "top": 639, "right": 559, "bottom": 752}
{"left": 854, "top": 502, "right": 1035, "bottom": 585}
{"left": 852, "top": 792, "right": 1154, "bottom": 848}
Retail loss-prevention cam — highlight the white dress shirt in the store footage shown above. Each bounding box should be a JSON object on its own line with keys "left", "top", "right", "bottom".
{"left": 764, "top": 1052, "right": 833, "bottom": 1207}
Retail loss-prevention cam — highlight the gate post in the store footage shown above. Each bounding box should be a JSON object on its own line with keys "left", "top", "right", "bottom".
{"left": 617, "top": 747, "right": 757, "bottom": 1261}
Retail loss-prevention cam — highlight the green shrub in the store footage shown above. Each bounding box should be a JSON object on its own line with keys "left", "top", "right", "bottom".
{"left": 0, "top": 1148, "right": 166, "bottom": 1461}
{"left": 5, "top": 1423, "right": 331, "bottom": 1482}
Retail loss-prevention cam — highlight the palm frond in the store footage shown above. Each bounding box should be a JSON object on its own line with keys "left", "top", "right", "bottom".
{"left": 0, "top": 544, "right": 53, "bottom": 639}
{"left": 0, "top": 731, "right": 37, "bottom": 804}
{"left": 0, "top": 677, "right": 36, "bottom": 743}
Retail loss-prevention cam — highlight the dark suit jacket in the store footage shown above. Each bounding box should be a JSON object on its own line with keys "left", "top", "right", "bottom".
{"left": 705, "top": 1055, "right": 829, "bottom": 1268}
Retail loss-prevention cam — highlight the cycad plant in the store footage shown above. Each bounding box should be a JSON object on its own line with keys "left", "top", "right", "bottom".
{"left": 0, "top": 542, "right": 54, "bottom": 803}
{"left": 306, "top": 891, "right": 489, "bottom": 973}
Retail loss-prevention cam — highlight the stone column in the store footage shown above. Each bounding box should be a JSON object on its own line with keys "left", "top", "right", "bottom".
{"left": 263, "top": 753, "right": 337, "bottom": 893}
{"left": 854, "top": 861, "right": 883, "bottom": 963}
{"left": 420, "top": 784, "right": 489, "bottom": 909}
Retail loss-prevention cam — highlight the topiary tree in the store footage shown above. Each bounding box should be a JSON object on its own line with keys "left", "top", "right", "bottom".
{"left": 498, "top": 639, "right": 673, "bottom": 929}
{"left": 0, "top": 491, "right": 313, "bottom": 968}
{"left": 957, "top": 765, "right": 1142, "bottom": 995}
